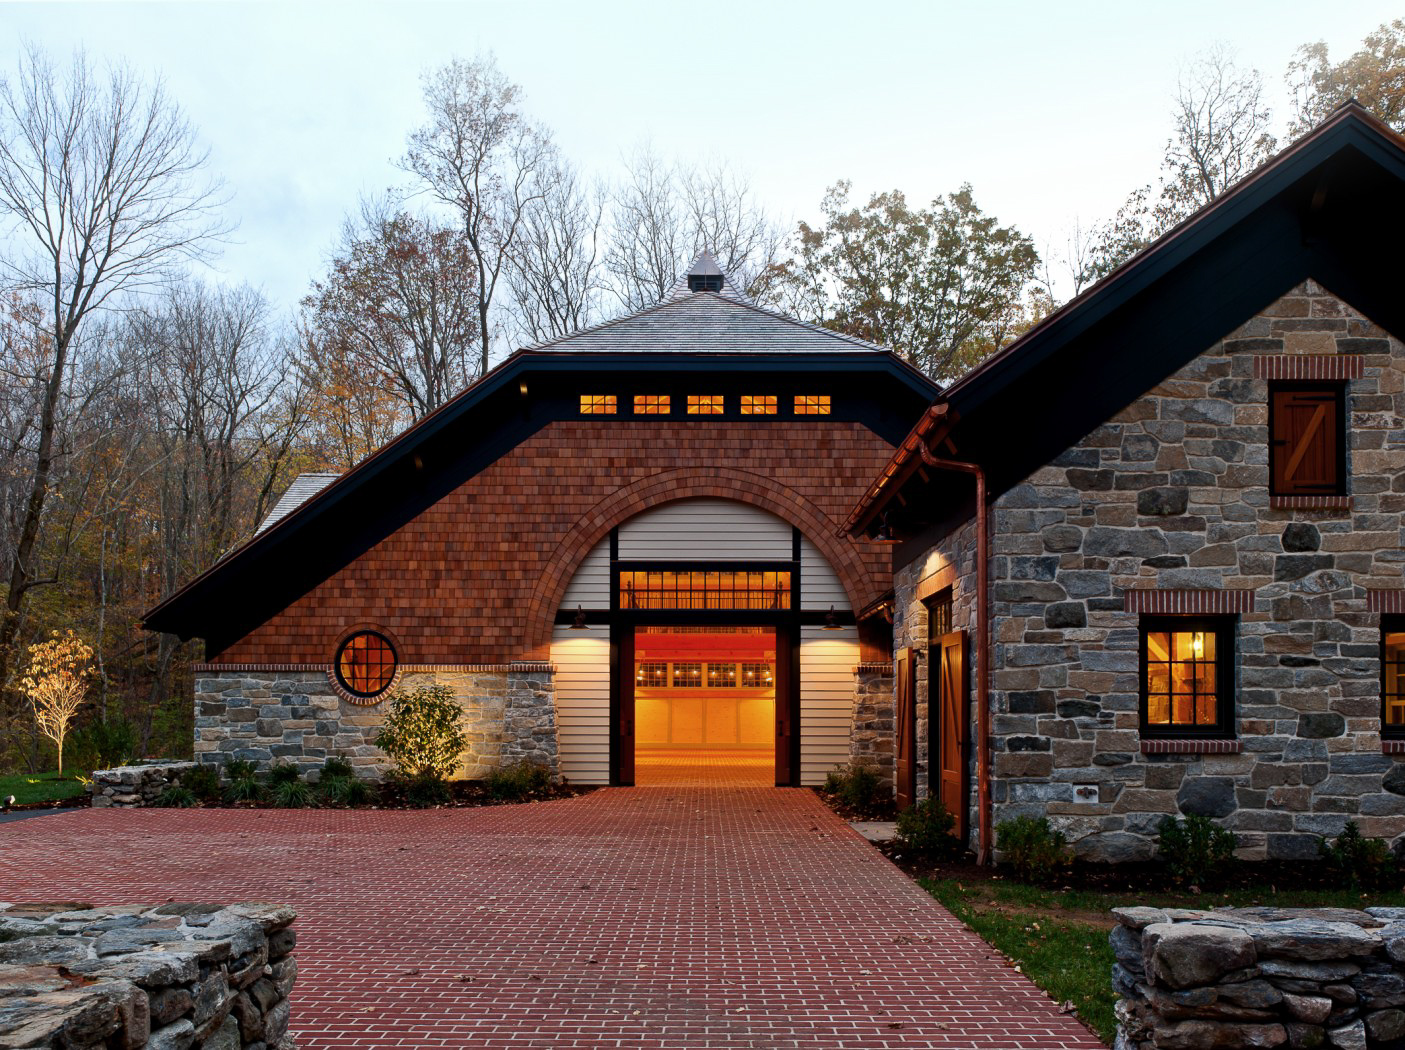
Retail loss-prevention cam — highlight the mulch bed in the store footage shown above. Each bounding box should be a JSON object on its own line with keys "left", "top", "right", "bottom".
{"left": 5, "top": 793, "right": 90, "bottom": 812}
{"left": 809, "top": 786, "right": 896, "bottom": 822}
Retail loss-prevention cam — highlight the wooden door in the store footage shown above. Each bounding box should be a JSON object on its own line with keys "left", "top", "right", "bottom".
{"left": 895, "top": 648, "right": 916, "bottom": 811}
{"left": 936, "top": 631, "right": 968, "bottom": 837}
{"left": 612, "top": 627, "right": 635, "bottom": 785}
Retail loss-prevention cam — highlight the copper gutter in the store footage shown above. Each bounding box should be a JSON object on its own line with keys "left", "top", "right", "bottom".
{"left": 916, "top": 442, "right": 993, "bottom": 865}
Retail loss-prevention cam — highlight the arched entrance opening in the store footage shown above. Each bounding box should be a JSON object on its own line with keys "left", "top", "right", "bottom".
{"left": 550, "top": 498, "right": 859, "bottom": 787}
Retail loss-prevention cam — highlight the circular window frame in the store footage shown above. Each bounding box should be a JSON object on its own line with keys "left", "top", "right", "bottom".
{"left": 330, "top": 628, "right": 401, "bottom": 705}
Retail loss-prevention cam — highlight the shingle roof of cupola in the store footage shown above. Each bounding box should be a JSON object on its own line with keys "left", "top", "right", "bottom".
{"left": 524, "top": 251, "right": 887, "bottom": 355}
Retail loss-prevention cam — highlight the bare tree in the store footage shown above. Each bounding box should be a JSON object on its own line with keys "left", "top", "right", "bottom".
{"left": 0, "top": 46, "right": 226, "bottom": 687}
{"left": 505, "top": 157, "right": 608, "bottom": 344}
{"left": 605, "top": 145, "right": 785, "bottom": 312}
{"left": 402, "top": 54, "right": 555, "bottom": 373}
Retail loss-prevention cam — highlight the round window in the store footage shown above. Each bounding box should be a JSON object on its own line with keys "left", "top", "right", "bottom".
{"left": 335, "top": 631, "right": 398, "bottom": 699}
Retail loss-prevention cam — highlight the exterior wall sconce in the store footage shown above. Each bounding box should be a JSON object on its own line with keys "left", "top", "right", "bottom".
{"left": 570, "top": 606, "right": 589, "bottom": 629}
{"left": 874, "top": 513, "right": 899, "bottom": 544}
{"left": 823, "top": 605, "right": 844, "bottom": 630}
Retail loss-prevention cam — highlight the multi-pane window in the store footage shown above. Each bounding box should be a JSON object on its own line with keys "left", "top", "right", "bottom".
{"left": 580, "top": 395, "right": 617, "bottom": 415}
{"left": 1383, "top": 617, "right": 1405, "bottom": 735}
{"left": 741, "top": 395, "right": 778, "bottom": 415}
{"left": 335, "top": 631, "right": 398, "bottom": 699}
{"left": 672, "top": 663, "right": 703, "bottom": 687}
{"left": 1140, "top": 617, "right": 1233, "bottom": 737}
{"left": 687, "top": 273, "right": 723, "bottom": 292}
{"left": 794, "top": 394, "right": 831, "bottom": 415}
{"left": 636, "top": 662, "right": 668, "bottom": 688}
{"left": 687, "top": 395, "right": 724, "bottom": 415}
{"left": 619, "top": 570, "right": 791, "bottom": 611}
{"left": 633, "top": 395, "right": 671, "bottom": 415}
{"left": 740, "top": 662, "right": 774, "bottom": 688}
{"left": 707, "top": 663, "right": 738, "bottom": 688}
{"left": 1269, "top": 384, "right": 1345, "bottom": 496}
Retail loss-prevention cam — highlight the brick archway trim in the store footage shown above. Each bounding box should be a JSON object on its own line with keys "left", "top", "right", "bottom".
{"left": 523, "top": 468, "right": 880, "bottom": 655}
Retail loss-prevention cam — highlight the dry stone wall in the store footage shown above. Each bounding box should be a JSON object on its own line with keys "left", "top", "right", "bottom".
{"left": 0, "top": 901, "right": 296, "bottom": 1050}
{"left": 1112, "top": 904, "right": 1405, "bottom": 1050}
{"left": 194, "top": 666, "right": 557, "bottom": 780}
{"left": 91, "top": 762, "right": 199, "bottom": 808}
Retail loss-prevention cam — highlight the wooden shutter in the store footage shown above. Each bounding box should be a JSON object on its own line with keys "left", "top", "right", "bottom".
{"left": 895, "top": 648, "right": 915, "bottom": 812}
{"left": 937, "top": 631, "right": 967, "bottom": 839}
{"left": 1271, "top": 386, "right": 1342, "bottom": 495}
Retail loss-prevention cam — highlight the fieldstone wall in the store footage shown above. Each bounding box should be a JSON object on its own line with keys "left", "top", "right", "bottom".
{"left": 0, "top": 900, "right": 296, "bottom": 1050}
{"left": 974, "top": 281, "right": 1405, "bottom": 862}
{"left": 852, "top": 664, "right": 896, "bottom": 784}
{"left": 1112, "top": 904, "right": 1405, "bottom": 1050}
{"left": 91, "top": 762, "right": 199, "bottom": 808}
{"left": 194, "top": 664, "right": 557, "bottom": 780}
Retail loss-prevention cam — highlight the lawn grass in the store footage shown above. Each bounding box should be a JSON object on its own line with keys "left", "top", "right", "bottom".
{"left": 920, "top": 876, "right": 1405, "bottom": 1047}
{"left": 0, "top": 771, "right": 88, "bottom": 806}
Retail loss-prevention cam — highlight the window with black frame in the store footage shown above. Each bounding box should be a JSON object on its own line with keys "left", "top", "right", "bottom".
{"left": 1139, "top": 617, "right": 1235, "bottom": 737}
{"left": 1383, "top": 617, "right": 1405, "bottom": 736}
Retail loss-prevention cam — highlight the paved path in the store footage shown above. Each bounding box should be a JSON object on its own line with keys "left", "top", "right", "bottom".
{"left": 0, "top": 788, "right": 1103, "bottom": 1049}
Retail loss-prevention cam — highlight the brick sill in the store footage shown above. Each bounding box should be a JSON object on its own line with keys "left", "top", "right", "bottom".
{"left": 1140, "top": 739, "right": 1242, "bottom": 754}
{"left": 1382, "top": 740, "right": 1405, "bottom": 755}
{"left": 1270, "top": 495, "right": 1351, "bottom": 513}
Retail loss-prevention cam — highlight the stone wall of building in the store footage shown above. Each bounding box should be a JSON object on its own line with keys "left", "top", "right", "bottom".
{"left": 852, "top": 664, "right": 896, "bottom": 784}
{"left": 194, "top": 665, "right": 557, "bottom": 780}
{"left": 91, "top": 762, "right": 199, "bottom": 808}
{"left": 0, "top": 901, "right": 297, "bottom": 1050}
{"left": 1112, "top": 903, "right": 1405, "bottom": 1050}
{"left": 980, "top": 281, "right": 1405, "bottom": 862}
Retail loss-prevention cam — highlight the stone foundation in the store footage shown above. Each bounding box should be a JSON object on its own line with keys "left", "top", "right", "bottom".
{"left": 0, "top": 900, "right": 297, "bottom": 1050}
{"left": 1113, "top": 904, "right": 1405, "bottom": 1049}
{"left": 91, "top": 762, "right": 199, "bottom": 808}
{"left": 193, "top": 664, "right": 557, "bottom": 780}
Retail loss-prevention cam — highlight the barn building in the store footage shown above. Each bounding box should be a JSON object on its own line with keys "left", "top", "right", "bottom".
{"left": 144, "top": 256, "right": 936, "bottom": 787}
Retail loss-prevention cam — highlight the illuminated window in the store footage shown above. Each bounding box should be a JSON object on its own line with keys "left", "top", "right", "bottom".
{"left": 1140, "top": 618, "right": 1233, "bottom": 737}
{"left": 740, "top": 662, "right": 774, "bottom": 688}
{"left": 619, "top": 570, "right": 791, "bottom": 611}
{"left": 794, "top": 395, "right": 831, "bottom": 415}
{"left": 707, "top": 663, "right": 738, "bottom": 688}
{"left": 335, "top": 631, "right": 397, "bottom": 700}
{"left": 580, "top": 395, "right": 616, "bottom": 415}
{"left": 1384, "top": 619, "right": 1405, "bottom": 735}
{"left": 672, "top": 663, "right": 703, "bottom": 688}
{"left": 687, "top": 395, "right": 724, "bottom": 415}
{"left": 741, "top": 396, "right": 777, "bottom": 415}
{"left": 633, "top": 395, "right": 671, "bottom": 415}
{"left": 635, "top": 662, "right": 667, "bottom": 689}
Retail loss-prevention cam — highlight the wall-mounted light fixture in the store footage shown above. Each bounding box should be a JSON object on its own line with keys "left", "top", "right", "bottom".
{"left": 874, "top": 513, "right": 899, "bottom": 544}
{"left": 570, "top": 606, "right": 588, "bottom": 630}
{"left": 823, "top": 605, "right": 844, "bottom": 630}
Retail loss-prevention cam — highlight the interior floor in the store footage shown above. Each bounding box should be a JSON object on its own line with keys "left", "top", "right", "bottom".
{"left": 634, "top": 747, "right": 773, "bottom": 787}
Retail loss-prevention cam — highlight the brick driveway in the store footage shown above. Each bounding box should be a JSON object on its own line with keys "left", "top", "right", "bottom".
{"left": 0, "top": 788, "right": 1102, "bottom": 1049}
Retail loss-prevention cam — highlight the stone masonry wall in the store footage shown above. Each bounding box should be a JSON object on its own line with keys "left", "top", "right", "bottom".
{"left": 0, "top": 900, "right": 297, "bottom": 1050}
{"left": 194, "top": 666, "right": 557, "bottom": 780}
{"left": 984, "top": 281, "right": 1405, "bottom": 862}
{"left": 852, "top": 664, "right": 896, "bottom": 786}
{"left": 895, "top": 516, "right": 981, "bottom": 848}
{"left": 91, "top": 762, "right": 198, "bottom": 808}
{"left": 1112, "top": 903, "right": 1405, "bottom": 1050}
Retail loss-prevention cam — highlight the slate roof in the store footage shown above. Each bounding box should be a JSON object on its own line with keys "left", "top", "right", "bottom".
{"left": 254, "top": 473, "right": 340, "bottom": 535}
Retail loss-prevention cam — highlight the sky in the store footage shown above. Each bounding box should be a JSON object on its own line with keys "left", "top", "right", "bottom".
{"left": 4, "top": 0, "right": 1401, "bottom": 321}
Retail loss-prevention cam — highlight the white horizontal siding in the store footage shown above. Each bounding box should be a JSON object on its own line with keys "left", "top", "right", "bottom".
{"left": 561, "top": 536, "right": 610, "bottom": 608}
{"left": 617, "top": 498, "right": 792, "bottom": 560}
{"left": 551, "top": 627, "right": 611, "bottom": 785}
{"left": 800, "top": 536, "right": 850, "bottom": 611}
{"left": 799, "top": 626, "right": 858, "bottom": 786}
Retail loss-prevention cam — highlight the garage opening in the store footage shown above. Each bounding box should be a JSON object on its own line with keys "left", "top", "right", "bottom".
{"left": 634, "top": 626, "right": 775, "bottom": 787}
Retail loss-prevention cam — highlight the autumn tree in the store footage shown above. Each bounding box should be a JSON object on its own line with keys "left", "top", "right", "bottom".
{"left": 21, "top": 629, "right": 93, "bottom": 773}
{"left": 1288, "top": 20, "right": 1405, "bottom": 134}
{"left": 402, "top": 54, "right": 554, "bottom": 372}
{"left": 0, "top": 47, "right": 225, "bottom": 689}
{"left": 777, "top": 181, "right": 1038, "bottom": 382}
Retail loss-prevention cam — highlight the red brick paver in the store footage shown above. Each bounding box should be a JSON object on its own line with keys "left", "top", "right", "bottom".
{"left": 0, "top": 789, "right": 1102, "bottom": 1049}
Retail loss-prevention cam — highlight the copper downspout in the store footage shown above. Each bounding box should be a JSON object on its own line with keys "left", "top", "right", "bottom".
{"left": 916, "top": 443, "right": 993, "bottom": 865}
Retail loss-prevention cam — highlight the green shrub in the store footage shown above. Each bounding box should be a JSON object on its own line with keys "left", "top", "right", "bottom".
{"left": 224, "top": 775, "right": 265, "bottom": 804}
{"left": 402, "top": 773, "right": 452, "bottom": 808}
{"left": 271, "top": 778, "right": 314, "bottom": 808}
{"left": 996, "top": 816, "right": 1071, "bottom": 884}
{"left": 223, "top": 758, "right": 257, "bottom": 781}
{"left": 1321, "top": 821, "right": 1398, "bottom": 889}
{"left": 375, "top": 686, "right": 467, "bottom": 780}
{"left": 268, "top": 762, "right": 303, "bottom": 785}
{"left": 320, "top": 755, "right": 356, "bottom": 780}
{"left": 154, "top": 785, "right": 196, "bottom": 808}
{"left": 69, "top": 718, "right": 137, "bottom": 770}
{"left": 823, "top": 763, "right": 886, "bottom": 811}
{"left": 318, "top": 774, "right": 373, "bottom": 807}
{"left": 1157, "top": 814, "right": 1238, "bottom": 885}
{"left": 180, "top": 765, "right": 221, "bottom": 802}
{"left": 485, "top": 761, "right": 552, "bottom": 801}
{"left": 896, "top": 797, "right": 961, "bottom": 858}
